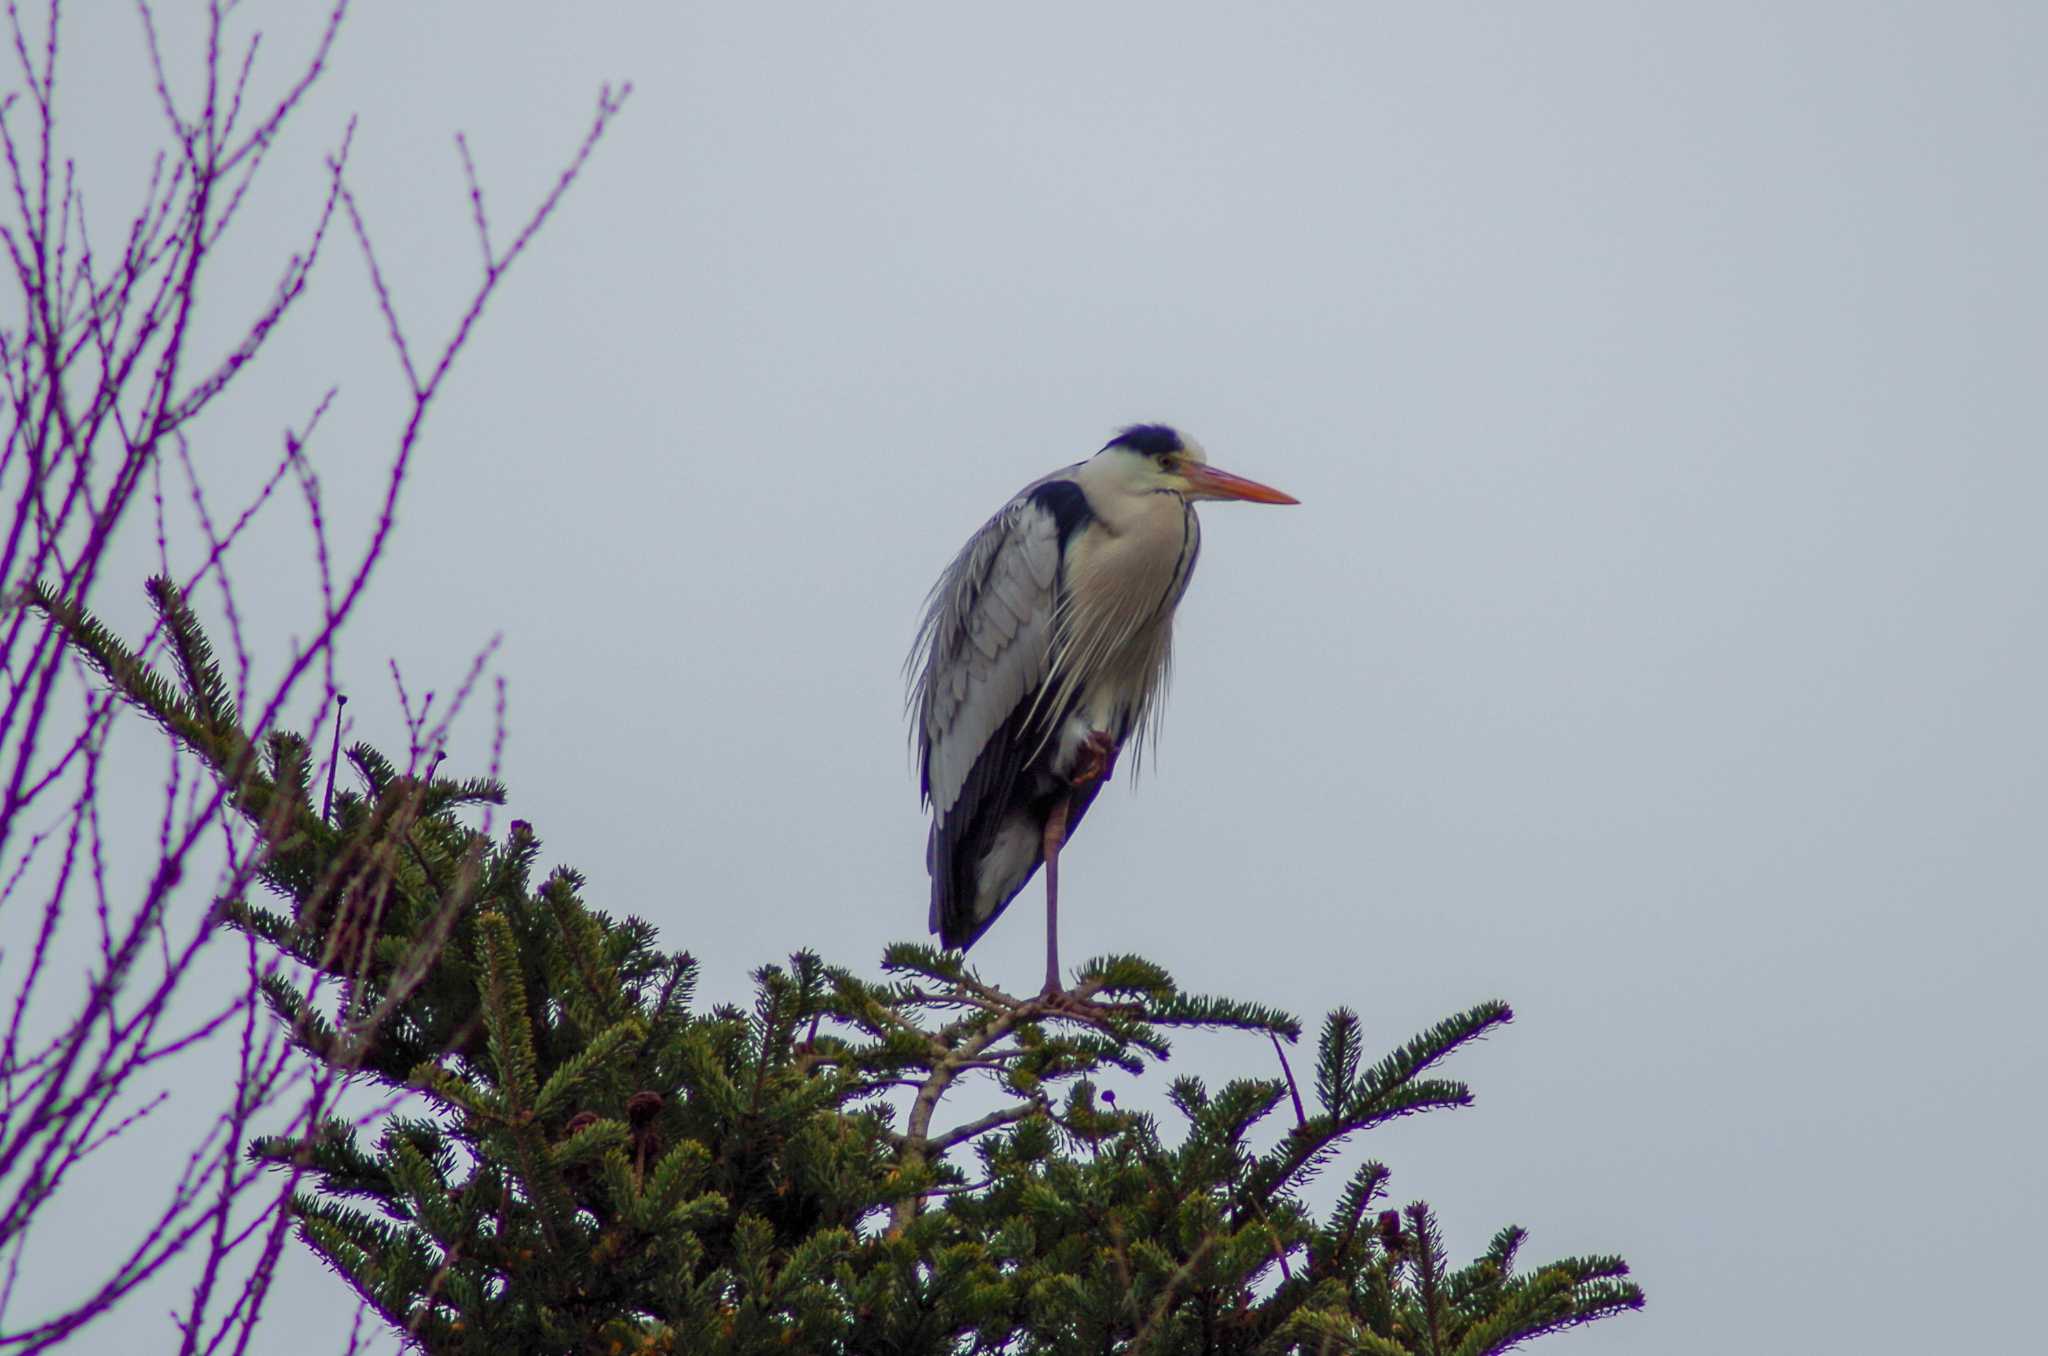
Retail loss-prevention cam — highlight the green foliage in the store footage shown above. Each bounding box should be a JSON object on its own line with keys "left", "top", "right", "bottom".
{"left": 28, "top": 578, "right": 1644, "bottom": 1354}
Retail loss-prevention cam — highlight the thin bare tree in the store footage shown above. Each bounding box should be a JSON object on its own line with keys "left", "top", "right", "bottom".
{"left": 0, "top": 4, "right": 624, "bottom": 1349}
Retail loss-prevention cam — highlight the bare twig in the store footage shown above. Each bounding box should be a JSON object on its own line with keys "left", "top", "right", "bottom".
{"left": 0, "top": 2, "right": 625, "bottom": 1348}
{"left": 1271, "top": 1030, "right": 1307, "bottom": 1129}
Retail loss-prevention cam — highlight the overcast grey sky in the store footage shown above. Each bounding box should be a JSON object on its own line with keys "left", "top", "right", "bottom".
{"left": 35, "top": 2, "right": 2047, "bottom": 1350}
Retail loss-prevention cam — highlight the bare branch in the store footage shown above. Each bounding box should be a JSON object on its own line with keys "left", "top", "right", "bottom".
{"left": 0, "top": 3, "right": 625, "bottom": 1346}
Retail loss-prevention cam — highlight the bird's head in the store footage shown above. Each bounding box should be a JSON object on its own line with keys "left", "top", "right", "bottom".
{"left": 1091, "top": 424, "right": 1298, "bottom": 505}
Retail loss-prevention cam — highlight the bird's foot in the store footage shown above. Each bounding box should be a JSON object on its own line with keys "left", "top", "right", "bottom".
{"left": 1067, "top": 730, "right": 1120, "bottom": 788}
{"left": 1034, "top": 982, "right": 1136, "bottom": 1024}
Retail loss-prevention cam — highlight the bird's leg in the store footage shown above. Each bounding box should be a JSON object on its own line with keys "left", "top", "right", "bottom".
{"left": 1041, "top": 732, "right": 1116, "bottom": 996}
{"left": 1041, "top": 794, "right": 1071, "bottom": 997}
{"left": 1042, "top": 729, "right": 1115, "bottom": 995}
{"left": 1035, "top": 735, "right": 1136, "bottom": 1022}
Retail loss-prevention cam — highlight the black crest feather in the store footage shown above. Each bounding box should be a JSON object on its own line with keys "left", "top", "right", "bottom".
{"left": 1101, "top": 424, "right": 1183, "bottom": 459}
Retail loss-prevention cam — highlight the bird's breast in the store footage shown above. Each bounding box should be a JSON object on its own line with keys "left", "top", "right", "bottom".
{"left": 1066, "top": 493, "right": 1194, "bottom": 602}
{"left": 1055, "top": 495, "right": 1197, "bottom": 736}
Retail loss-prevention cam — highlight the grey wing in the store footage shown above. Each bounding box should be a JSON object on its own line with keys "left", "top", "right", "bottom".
{"left": 909, "top": 488, "right": 1071, "bottom": 943}
{"left": 910, "top": 490, "right": 1063, "bottom": 824}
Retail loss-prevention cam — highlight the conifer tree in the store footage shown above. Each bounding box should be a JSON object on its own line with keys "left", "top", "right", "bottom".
{"left": 25, "top": 577, "right": 1644, "bottom": 1354}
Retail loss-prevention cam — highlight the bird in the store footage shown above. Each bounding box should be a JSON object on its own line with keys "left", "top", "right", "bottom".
{"left": 907, "top": 424, "right": 1297, "bottom": 1001}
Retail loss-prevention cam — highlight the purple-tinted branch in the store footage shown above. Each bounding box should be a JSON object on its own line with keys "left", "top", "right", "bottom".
{"left": 0, "top": 2, "right": 626, "bottom": 1347}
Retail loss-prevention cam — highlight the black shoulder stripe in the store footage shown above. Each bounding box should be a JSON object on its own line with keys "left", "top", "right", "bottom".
{"left": 1026, "top": 478, "right": 1093, "bottom": 548}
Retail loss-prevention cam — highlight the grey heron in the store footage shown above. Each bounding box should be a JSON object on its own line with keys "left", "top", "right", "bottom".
{"left": 908, "top": 424, "right": 1297, "bottom": 999}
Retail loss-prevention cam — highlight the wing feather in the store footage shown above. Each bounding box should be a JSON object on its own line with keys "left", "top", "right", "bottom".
{"left": 911, "top": 489, "right": 1062, "bottom": 819}
{"left": 909, "top": 473, "right": 1089, "bottom": 946}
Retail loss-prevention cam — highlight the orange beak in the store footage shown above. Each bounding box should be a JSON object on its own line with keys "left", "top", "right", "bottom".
{"left": 1179, "top": 463, "right": 1299, "bottom": 505}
